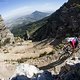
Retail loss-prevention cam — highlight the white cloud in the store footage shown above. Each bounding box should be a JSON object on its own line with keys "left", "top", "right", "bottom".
{"left": 3, "top": 6, "right": 33, "bottom": 19}
{"left": 3, "top": 2, "right": 61, "bottom": 20}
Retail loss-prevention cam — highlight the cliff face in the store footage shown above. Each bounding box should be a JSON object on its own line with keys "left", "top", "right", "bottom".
{"left": 0, "top": 15, "right": 14, "bottom": 45}
{"left": 31, "top": 0, "right": 80, "bottom": 41}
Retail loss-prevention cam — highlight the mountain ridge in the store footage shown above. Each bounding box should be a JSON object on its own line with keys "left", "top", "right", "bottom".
{"left": 5, "top": 11, "right": 51, "bottom": 28}
{"left": 30, "top": 0, "right": 80, "bottom": 41}
{"left": 10, "top": 11, "right": 51, "bottom": 38}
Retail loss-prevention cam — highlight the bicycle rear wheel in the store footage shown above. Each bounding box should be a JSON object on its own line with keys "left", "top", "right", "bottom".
{"left": 59, "top": 45, "right": 72, "bottom": 59}
{"left": 63, "top": 45, "right": 73, "bottom": 53}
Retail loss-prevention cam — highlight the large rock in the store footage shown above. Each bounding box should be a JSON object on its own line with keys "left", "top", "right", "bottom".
{"left": 0, "top": 15, "right": 14, "bottom": 45}
{"left": 10, "top": 58, "right": 80, "bottom": 80}
{"left": 10, "top": 64, "right": 53, "bottom": 80}
{"left": 58, "top": 57, "right": 80, "bottom": 80}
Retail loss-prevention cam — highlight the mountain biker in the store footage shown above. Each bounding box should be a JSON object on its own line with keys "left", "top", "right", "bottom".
{"left": 59, "top": 37, "right": 79, "bottom": 60}
{"left": 64, "top": 37, "right": 79, "bottom": 58}
{"left": 66, "top": 37, "right": 78, "bottom": 49}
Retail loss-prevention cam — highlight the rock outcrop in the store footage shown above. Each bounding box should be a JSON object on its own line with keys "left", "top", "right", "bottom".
{"left": 57, "top": 57, "right": 80, "bottom": 80}
{"left": 10, "top": 64, "right": 53, "bottom": 80}
{"left": 0, "top": 15, "right": 14, "bottom": 45}
{"left": 10, "top": 57, "right": 80, "bottom": 80}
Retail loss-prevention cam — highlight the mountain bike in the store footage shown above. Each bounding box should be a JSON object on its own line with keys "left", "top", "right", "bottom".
{"left": 59, "top": 43, "right": 80, "bottom": 59}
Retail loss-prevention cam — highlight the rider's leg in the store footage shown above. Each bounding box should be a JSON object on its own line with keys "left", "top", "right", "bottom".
{"left": 70, "top": 40, "right": 76, "bottom": 58}
{"left": 75, "top": 40, "right": 78, "bottom": 48}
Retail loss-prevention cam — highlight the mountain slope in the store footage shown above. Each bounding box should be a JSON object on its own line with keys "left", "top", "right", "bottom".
{"left": 11, "top": 14, "right": 49, "bottom": 38}
{"left": 5, "top": 11, "right": 50, "bottom": 29}
{"left": 31, "top": 0, "right": 80, "bottom": 41}
{"left": 29, "top": 11, "right": 50, "bottom": 20}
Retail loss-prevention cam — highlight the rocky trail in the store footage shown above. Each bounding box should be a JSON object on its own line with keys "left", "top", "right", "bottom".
{"left": 0, "top": 40, "right": 55, "bottom": 79}
{"left": 0, "top": 40, "right": 80, "bottom": 80}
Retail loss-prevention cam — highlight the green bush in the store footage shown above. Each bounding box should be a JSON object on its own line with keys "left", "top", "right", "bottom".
{"left": 0, "top": 41, "right": 1, "bottom": 48}
{"left": 39, "top": 51, "right": 47, "bottom": 57}
{"left": 17, "top": 58, "right": 25, "bottom": 63}
{"left": 3, "top": 38, "right": 10, "bottom": 46}
{"left": 48, "top": 50, "right": 55, "bottom": 55}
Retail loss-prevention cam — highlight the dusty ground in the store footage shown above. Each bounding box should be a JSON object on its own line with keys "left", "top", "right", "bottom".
{"left": 0, "top": 40, "right": 80, "bottom": 80}
{"left": 0, "top": 40, "right": 53, "bottom": 61}
{"left": 0, "top": 40, "right": 55, "bottom": 80}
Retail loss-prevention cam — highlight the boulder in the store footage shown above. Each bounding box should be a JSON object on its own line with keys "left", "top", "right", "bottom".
{"left": 0, "top": 15, "right": 14, "bottom": 45}
{"left": 35, "top": 71, "right": 53, "bottom": 80}
{"left": 10, "top": 64, "right": 53, "bottom": 80}
{"left": 11, "top": 75, "right": 30, "bottom": 80}
{"left": 58, "top": 57, "right": 80, "bottom": 80}
{"left": 10, "top": 58, "right": 80, "bottom": 80}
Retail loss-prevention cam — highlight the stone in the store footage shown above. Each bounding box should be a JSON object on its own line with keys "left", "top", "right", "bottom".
{"left": 0, "top": 15, "right": 14, "bottom": 45}
{"left": 11, "top": 75, "right": 30, "bottom": 80}
{"left": 58, "top": 57, "right": 80, "bottom": 80}
{"left": 10, "top": 64, "right": 54, "bottom": 80}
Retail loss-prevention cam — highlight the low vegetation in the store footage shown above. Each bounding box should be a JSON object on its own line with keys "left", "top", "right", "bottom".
{"left": 16, "top": 50, "right": 55, "bottom": 63}
{"left": 11, "top": 17, "right": 48, "bottom": 38}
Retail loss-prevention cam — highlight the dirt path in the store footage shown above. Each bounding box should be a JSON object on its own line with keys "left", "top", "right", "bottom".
{"left": 0, "top": 40, "right": 54, "bottom": 79}
{"left": 0, "top": 41, "right": 53, "bottom": 61}
{"left": 0, "top": 40, "right": 79, "bottom": 79}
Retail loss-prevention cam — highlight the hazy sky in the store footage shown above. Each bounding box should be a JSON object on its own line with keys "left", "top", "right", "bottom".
{"left": 0, "top": 0, "right": 68, "bottom": 19}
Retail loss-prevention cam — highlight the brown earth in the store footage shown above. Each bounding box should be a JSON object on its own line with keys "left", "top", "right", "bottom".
{"left": 0, "top": 40, "right": 80, "bottom": 80}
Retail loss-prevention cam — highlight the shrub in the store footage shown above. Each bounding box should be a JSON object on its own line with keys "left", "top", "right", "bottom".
{"left": 0, "top": 41, "right": 1, "bottom": 48}
{"left": 2, "top": 38, "right": 10, "bottom": 46}
{"left": 39, "top": 51, "right": 47, "bottom": 57}
{"left": 48, "top": 50, "right": 55, "bottom": 55}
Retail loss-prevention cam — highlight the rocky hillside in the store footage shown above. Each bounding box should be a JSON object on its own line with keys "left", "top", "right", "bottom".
{"left": 0, "top": 15, "right": 14, "bottom": 45}
{"left": 30, "top": 0, "right": 80, "bottom": 41}
{"left": 10, "top": 11, "right": 50, "bottom": 38}
{"left": 11, "top": 16, "right": 48, "bottom": 38}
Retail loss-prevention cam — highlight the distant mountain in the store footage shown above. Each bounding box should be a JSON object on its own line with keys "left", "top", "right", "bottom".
{"left": 11, "top": 16, "right": 49, "bottom": 38}
{"left": 30, "top": 0, "right": 80, "bottom": 41}
{"left": 5, "top": 11, "right": 51, "bottom": 29}
{"left": 29, "top": 11, "right": 50, "bottom": 20}
{"left": 9, "top": 11, "right": 51, "bottom": 38}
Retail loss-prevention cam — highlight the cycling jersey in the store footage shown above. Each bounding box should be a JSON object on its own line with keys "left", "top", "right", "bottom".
{"left": 65, "top": 37, "right": 78, "bottom": 48}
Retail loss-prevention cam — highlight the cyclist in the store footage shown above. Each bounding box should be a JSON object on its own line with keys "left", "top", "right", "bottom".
{"left": 66, "top": 37, "right": 78, "bottom": 49}
{"left": 64, "top": 37, "right": 79, "bottom": 58}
